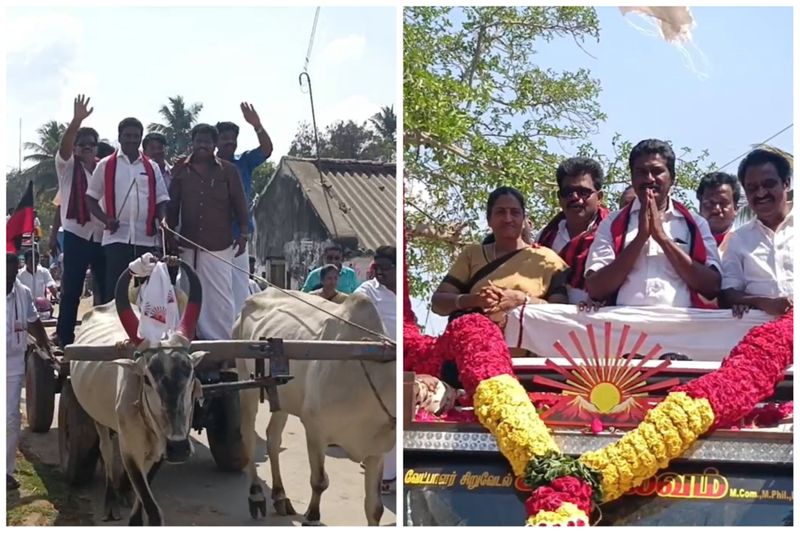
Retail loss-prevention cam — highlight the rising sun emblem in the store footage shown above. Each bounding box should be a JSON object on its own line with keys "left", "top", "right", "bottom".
{"left": 530, "top": 322, "right": 681, "bottom": 427}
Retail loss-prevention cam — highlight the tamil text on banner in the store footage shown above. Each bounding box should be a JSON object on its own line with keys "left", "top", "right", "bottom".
{"left": 504, "top": 305, "right": 772, "bottom": 362}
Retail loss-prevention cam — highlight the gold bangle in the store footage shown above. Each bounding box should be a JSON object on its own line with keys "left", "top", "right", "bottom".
{"left": 455, "top": 294, "right": 463, "bottom": 310}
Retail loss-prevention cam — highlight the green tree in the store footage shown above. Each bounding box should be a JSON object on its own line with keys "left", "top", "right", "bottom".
{"left": 404, "top": 7, "right": 712, "bottom": 298}
{"left": 21, "top": 120, "right": 67, "bottom": 195}
{"left": 251, "top": 161, "right": 277, "bottom": 199}
{"left": 288, "top": 113, "right": 396, "bottom": 161}
{"left": 148, "top": 95, "right": 203, "bottom": 161}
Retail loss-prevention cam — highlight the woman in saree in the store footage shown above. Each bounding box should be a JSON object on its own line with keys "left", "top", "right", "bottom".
{"left": 431, "top": 186, "right": 570, "bottom": 326}
{"left": 310, "top": 264, "right": 348, "bottom": 304}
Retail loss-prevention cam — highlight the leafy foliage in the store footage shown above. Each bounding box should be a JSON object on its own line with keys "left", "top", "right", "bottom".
{"left": 523, "top": 450, "right": 604, "bottom": 504}
{"left": 148, "top": 95, "right": 203, "bottom": 161}
{"left": 404, "top": 6, "right": 713, "bottom": 299}
{"left": 288, "top": 111, "right": 396, "bottom": 162}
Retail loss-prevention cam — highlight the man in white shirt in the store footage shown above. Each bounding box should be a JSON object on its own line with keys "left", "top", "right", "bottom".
{"left": 17, "top": 249, "right": 58, "bottom": 301}
{"left": 696, "top": 171, "right": 741, "bottom": 254}
{"left": 585, "top": 139, "right": 722, "bottom": 307}
{"left": 6, "top": 252, "right": 53, "bottom": 490}
{"left": 536, "top": 157, "right": 608, "bottom": 304}
{"left": 86, "top": 117, "right": 170, "bottom": 304}
{"left": 247, "top": 256, "right": 262, "bottom": 296}
{"left": 353, "top": 245, "right": 396, "bottom": 494}
{"left": 54, "top": 95, "right": 107, "bottom": 348}
{"left": 721, "top": 149, "right": 793, "bottom": 317}
{"left": 143, "top": 132, "right": 172, "bottom": 189}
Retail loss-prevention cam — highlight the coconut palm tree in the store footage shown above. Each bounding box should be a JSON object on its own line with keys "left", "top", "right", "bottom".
{"left": 148, "top": 95, "right": 203, "bottom": 161}
{"left": 22, "top": 120, "right": 67, "bottom": 195}
{"left": 369, "top": 105, "right": 396, "bottom": 144}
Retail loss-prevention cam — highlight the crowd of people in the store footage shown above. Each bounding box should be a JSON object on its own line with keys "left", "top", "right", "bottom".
{"left": 8, "top": 94, "right": 400, "bottom": 493}
{"left": 432, "top": 139, "right": 792, "bottom": 323}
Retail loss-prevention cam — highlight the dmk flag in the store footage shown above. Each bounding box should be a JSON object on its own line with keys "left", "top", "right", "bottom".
{"left": 6, "top": 180, "right": 34, "bottom": 253}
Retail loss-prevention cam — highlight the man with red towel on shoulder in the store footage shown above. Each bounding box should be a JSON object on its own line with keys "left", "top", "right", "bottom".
{"left": 537, "top": 157, "right": 608, "bottom": 305}
{"left": 54, "top": 95, "right": 107, "bottom": 347}
{"left": 696, "top": 171, "right": 741, "bottom": 254}
{"left": 584, "top": 139, "right": 722, "bottom": 308}
{"left": 87, "top": 117, "right": 170, "bottom": 304}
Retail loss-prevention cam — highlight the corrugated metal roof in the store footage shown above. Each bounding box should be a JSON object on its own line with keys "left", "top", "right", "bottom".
{"left": 280, "top": 156, "right": 396, "bottom": 252}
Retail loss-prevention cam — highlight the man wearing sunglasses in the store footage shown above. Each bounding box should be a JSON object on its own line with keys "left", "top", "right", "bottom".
{"left": 585, "top": 139, "right": 721, "bottom": 308}
{"left": 301, "top": 243, "right": 359, "bottom": 293}
{"left": 54, "top": 95, "right": 107, "bottom": 348}
{"left": 537, "top": 157, "right": 608, "bottom": 304}
{"left": 721, "top": 149, "right": 793, "bottom": 318}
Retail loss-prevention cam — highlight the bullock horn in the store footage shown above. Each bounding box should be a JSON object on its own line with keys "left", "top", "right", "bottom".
{"left": 176, "top": 259, "right": 203, "bottom": 340}
{"left": 114, "top": 268, "right": 142, "bottom": 344}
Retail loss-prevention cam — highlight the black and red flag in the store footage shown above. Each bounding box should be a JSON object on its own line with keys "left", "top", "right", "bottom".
{"left": 6, "top": 180, "right": 34, "bottom": 253}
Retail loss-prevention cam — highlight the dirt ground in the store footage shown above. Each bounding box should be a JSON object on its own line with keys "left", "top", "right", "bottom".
{"left": 11, "top": 297, "right": 397, "bottom": 526}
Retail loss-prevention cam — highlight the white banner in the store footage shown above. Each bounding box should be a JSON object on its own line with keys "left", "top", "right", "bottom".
{"left": 504, "top": 305, "right": 773, "bottom": 362}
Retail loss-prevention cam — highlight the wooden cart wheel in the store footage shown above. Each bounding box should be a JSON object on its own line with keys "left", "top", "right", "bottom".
{"left": 58, "top": 381, "right": 100, "bottom": 486}
{"left": 25, "top": 347, "right": 57, "bottom": 433}
{"left": 207, "top": 372, "right": 247, "bottom": 471}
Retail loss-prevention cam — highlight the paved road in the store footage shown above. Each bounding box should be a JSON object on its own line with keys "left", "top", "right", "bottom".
{"left": 21, "top": 389, "right": 397, "bottom": 526}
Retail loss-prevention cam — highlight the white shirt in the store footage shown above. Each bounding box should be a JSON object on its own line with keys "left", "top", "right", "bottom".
{"left": 7, "top": 281, "right": 38, "bottom": 376}
{"left": 353, "top": 278, "right": 397, "bottom": 341}
{"left": 17, "top": 266, "right": 57, "bottom": 299}
{"left": 55, "top": 153, "right": 105, "bottom": 242}
{"left": 586, "top": 198, "right": 722, "bottom": 307}
{"left": 248, "top": 278, "right": 262, "bottom": 295}
{"left": 86, "top": 151, "right": 170, "bottom": 247}
{"left": 537, "top": 219, "right": 590, "bottom": 304}
{"left": 721, "top": 211, "right": 794, "bottom": 298}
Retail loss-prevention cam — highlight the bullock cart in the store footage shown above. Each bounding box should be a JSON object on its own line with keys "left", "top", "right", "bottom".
{"left": 50, "top": 338, "right": 394, "bottom": 486}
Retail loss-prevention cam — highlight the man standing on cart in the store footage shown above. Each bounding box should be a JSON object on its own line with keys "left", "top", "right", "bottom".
{"left": 167, "top": 123, "right": 250, "bottom": 340}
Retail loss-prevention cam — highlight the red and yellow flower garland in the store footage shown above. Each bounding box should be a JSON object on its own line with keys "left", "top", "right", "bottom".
{"left": 404, "top": 289, "right": 793, "bottom": 526}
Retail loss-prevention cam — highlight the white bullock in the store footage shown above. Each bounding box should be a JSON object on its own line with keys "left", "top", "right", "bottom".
{"left": 233, "top": 288, "right": 396, "bottom": 525}
{"left": 70, "top": 265, "right": 206, "bottom": 525}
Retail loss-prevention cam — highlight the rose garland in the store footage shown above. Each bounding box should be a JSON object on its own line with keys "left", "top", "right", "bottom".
{"left": 403, "top": 286, "right": 793, "bottom": 526}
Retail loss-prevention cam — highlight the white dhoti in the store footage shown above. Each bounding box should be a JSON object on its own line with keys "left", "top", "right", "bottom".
{"left": 231, "top": 242, "right": 250, "bottom": 321}
{"left": 7, "top": 373, "right": 24, "bottom": 475}
{"left": 181, "top": 246, "right": 235, "bottom": 340}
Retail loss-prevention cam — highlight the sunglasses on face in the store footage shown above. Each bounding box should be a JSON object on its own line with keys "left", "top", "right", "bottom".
{"left": 558, "top": 186, "right": 596, "bottom": 199}
{"left": 744, "top": 178, "right": 781, "bottom": 195}
{"left": 325, "top": 255, "right": 341, "bottom": 262}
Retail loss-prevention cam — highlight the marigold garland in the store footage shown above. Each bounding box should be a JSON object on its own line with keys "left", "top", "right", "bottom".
{"left": 403, "top": 266, "right": 793, "bottom": 526}
{"left": 525, "top": 502, "right": 589, "bottom": 527}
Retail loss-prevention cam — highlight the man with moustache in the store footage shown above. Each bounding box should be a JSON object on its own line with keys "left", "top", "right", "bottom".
{"left": 167, "top": 124, "right": 249, "bottom": 340}
{"left": 54, "top": 95, "right": 107, "bottom": 347}
{"left": 87, "top": 117, "right": 170, "bottom": 303}
{"left": 721, "top": 149, "right": 793, "bottom": 317}
{"left": 696, "top": 171, "right": 741, "bottom": 253}
{"left": 6, "top": 252, "right": 53, "bottom": 490}
{"left": 585, "top": 139, "right": 721, "bottom": 307}
{"left": 143, "top": 132, "right": 173, "bottom": 189}
{"left": 353, "top": 245, "right": 397, "bottom": 494}
{"left": 215, "top": 103, "right": 273, "bottom": 316}
{"left": 537, "top": 157, "right": 609, "bottom": 304}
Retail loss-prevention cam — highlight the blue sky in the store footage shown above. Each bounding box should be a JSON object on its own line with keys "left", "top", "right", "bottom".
{"left": 6, "top": 6, "right": 397, "bottom": 171}
{"left": 412, "top": 6, "right": 793, "bottom": 334}
{"left": 539, "top": 6, "right": 793, "bottom": 173}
